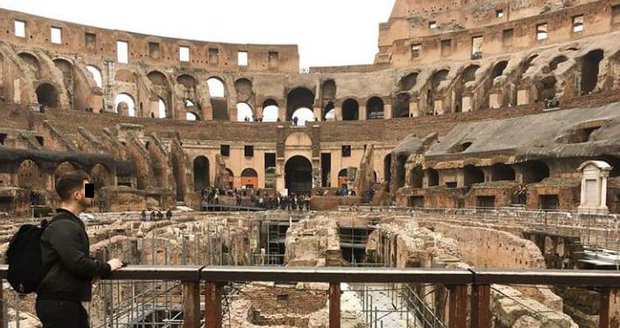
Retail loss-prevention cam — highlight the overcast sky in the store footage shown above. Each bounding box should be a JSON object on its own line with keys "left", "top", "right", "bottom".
{"left": 0, "top": 0, "right": 396, "bottom": 69}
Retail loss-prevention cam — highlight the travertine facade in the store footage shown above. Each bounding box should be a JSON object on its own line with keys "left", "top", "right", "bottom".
{"left": 0, "top": 1, "right": 618, "bottom": 215}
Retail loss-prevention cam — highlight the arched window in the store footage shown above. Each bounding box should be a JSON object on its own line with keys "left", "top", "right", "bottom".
{"left": 86, "top": 65, "right": 103, "bottom": 88}
{"left": 207, "top": 78, "right": 225, "bottom": 98}
{"left": 237, "top": 103, "right": 254, "bottom": 122}
{"left": 114, "top": 93, "right": 136, "bottom": 117}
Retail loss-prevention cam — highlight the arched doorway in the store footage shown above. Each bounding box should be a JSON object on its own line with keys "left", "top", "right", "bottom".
{"left": 285, "top": 156, "right": 312, "bottom": 195}
{"left": 226, "top": 168, "right": 234, "bottom": 189}
{"left": 36, "top": 83, "right": 59, "bottom": 108}
{"left": 287, "top": 87, "right": 315, "bottom": 121}
{"left": 241, "top": 168, "right": 259, "bottom": 188}
{"left": 193, "top": 156, "right": 210, "bottom": 191}
{"left": 367, "top": 97, "right": 384, "bottom": 119}
{"left": 342, "top": 99, "right": 359, "bottom": 121}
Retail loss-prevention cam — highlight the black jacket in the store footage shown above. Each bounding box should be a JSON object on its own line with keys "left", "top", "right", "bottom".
{"left": 37, "top": 208, "right": 111, "bottom": 301}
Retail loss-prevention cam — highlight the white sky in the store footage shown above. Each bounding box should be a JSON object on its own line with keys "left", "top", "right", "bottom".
{"left": 0, "top": 0, "right": 396, "bottom": 69}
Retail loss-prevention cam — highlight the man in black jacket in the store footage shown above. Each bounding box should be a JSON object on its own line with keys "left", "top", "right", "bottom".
{"left": 37, "top": 170, "right": 124, "bottom": 328}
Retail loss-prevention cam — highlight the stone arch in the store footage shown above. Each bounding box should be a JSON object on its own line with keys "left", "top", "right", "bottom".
{"left": 89, "top": 163, "right": 112, "bottom": 191}
{"left": 262, "top": 99, "right": 279, "bottom": 122}
{"left": 464, "top": 165, "right": 484, "bottom": 187}
{"left": 186, "top": 111, "right": 200, "bottom": 121}
{"left": 580, "top": 49, "right": 604, "bottom": 94}
{"left": 207, "top": 77, "right": 228, "bottom": 121}
{"left": 342, "top": 98, "right": 359, "bottom": 121}
{"left": 53, "top": 58, "right": 74, "bottom": 90}
{"left": 492, "top": 61, "right": 508, "bottom": 79}
{"left": 177, "top": 74, "right": 196, "bottom": 90}
{"left": 427, "top": 69, "right": 450, "bottom": 114}
{"left": 490, "top": 163, "right": 516, "bottom": 181}
{"left": 226, "top": 168, "right": 235, "bottom": 189}
{"left": 324, "top": 101, "right": 335, "bottom": 120}
{"left": 321, "top": 79, "right": 337, "bottom": 117}
{"left": 454, "top": 65, "right": 480, "bottom": 113}
{"left": 17, "top": 159, "right": 46, "bottom": 190}
{"left": 158, "top": 97, "right": 167, "bottom": 118}
{"left": 547, "top": 55, "right": 568, "bottom": 73}
{"left": 193, "top": 156, "right": 210, "bottom": 191}
{"left": 399, "top": 72, "right": 418, "bottom": 91}
{"left": 234, "top": 78, "right": 253, "bottom": 103}
{"left": 285, "top": 156, "right": 312, "bottom": 195}
{"left": 520, "top": 160, "right": 550, "bottom": 183}
{"left": 237, "top": 102, "right": 254, "bottom": 122}
{"left": 86, "top": 65, "right": 103, "bottom": 88}
{"left": 114, "top": 93, "right": 136, "bottom": 116}
{"left": 287, "top": 87, "right": 315, "bottom": 121}
{"left": 240, "top": 168, "right": 259, "bottom": 188}
{"left": 36, "top": 83, "right": 60, "bottom": 108}
{"left": 18, "top": 52, "right": 40, "bottom": 78}
{"left": 284, "top": 131, "right": 312, "bottom": 147}
{"left": 147, "top": 70, "right": 169, "bottom": 87}
{"left": 366, "top": 97, "right": 384, "bottom": 119}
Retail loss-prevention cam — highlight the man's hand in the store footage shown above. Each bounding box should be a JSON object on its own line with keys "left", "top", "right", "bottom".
{"left": 107, "top": 258, "right": 124, "bottom": 271}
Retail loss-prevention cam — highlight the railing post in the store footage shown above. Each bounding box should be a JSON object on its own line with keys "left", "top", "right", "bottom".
{"left": 599, "top": 287, "right": 620, "bottom": 328}
{"left": 329, "top": 282, "right": 341, "bottom": 328}
{"left": 448, "top": 285, "right": 467, "bottom": 328}
{"left": 205, "top": 282, "right": 222, "bottom": 328}
{"left": 182, "top": 281, "right": 200, "bottom": 328}
{"left": 470, "top": 284, "right": 491, "bottom": 328}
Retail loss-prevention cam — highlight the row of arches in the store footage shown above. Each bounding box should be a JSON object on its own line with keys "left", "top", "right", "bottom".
{"left": 8, "top": 159, "right": 112, "bottom": 192}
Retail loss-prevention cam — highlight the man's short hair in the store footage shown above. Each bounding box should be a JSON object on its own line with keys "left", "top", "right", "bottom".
{"left": 56, "top": 170, "right": 90, "bottom": 201}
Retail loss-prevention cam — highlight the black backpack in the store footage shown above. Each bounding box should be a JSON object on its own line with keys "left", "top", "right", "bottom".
{"left": 6, "top": 219, "right": 51, "bottom": 294}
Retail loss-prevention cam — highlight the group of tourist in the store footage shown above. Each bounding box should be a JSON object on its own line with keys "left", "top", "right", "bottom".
{"left": 200, "top": 186, "right": 311, "bottom": 211}
{"left": 140, "top": 208, "right": 172, "bottom": 221}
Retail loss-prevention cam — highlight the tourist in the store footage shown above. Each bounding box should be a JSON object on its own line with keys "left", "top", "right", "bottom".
{"left": 140, "top": 210, "right": 146, "bottom": 222}
{"left": 156, "top": 210, "right": 164, "bottom": 220}
{"left": 166, "top": 208, "right": 172, "bottom": 220}
{"left": 150, "top": 210, "right": 156, "bottom": 221}
{"left": 37, "top": 171, "right": 123, "bottom": 328}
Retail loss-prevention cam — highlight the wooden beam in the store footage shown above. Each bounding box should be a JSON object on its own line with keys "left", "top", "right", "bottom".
{"left": 329, "top": 282, "right": 341, "bottom": 328}
{"left": 205, "top": 282, "right": 223, "bottom": 328}
{"left": 448, "top": 285, "right": 468, "bottom": 328}
{"left": 182, "top": 282, "right": 200, "bottom": 328}
{"left": 470, "top": 284, "right": 491, "bottom": 328}
{"left": 600, "top": 288, "right": 620, "bottom": 328}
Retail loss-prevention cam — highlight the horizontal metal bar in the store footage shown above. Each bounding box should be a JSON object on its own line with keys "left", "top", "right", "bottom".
{"left": 0, "top": 265, "right": 619, "bottom": 286}
{"left": 199, "top": 267, "right": 471, "bottom": 284}
{"left": 472, "top": 269, "right": 620, "bottom": 286}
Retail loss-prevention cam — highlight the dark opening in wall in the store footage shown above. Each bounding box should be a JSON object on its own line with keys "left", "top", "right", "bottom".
{"left": 35, "top": 136, "right": 44, "bottom": 147}
{"left": 502, "top": 29, "right": 514, "bottom": 46}
{"left": 399, "top": 73, "right": 418, "bottom": 91}
{"left": 268, "top": 51, "right": 279, "bottom": 68}
{"left": 580, "top": 49, "right": 604, "bottom": 94}
{"left": 446, "top": 182, "right": 457, "bottom": 188}
{"left": 264, "top": 153, "right": 276, "bottom": 189}
{"left": 409, "top": 196, "right": 424, "bottom": 208}
{"left": 410, "top": 166, "right": 423, "bottom": 188}
{"left": 36, "top": 83, "right": 59, "bottom": 108}
{"left": 395, "top": 154, "right": 408, "bottom": 189}
{"left": 220, "top": 145, "right": 230, "bottom": 157}
{"left": 492, "top": 61, "right": 508, "bottom": 79}
{"left": 208, "top": 48, "right": 219, "bottom": 65}
{"left": 384, "top": 155, "right": 392, "bottom": 192}
{"left": 85, "top": 32, "right": 96, "bottom": 49}
{"left": 393, "top": 93, "right": 410, "bottom": 118}
{"left": 477, "top": 196, "right": 495, "bottom": 208}
{"left": 342, "top": 145, "right": 351, "bottom": 157}
{"left": 540, "top": 195, "right": 559, "bottom": 210}
{"left": 464, "top": 165, "right": 484, "bottom": 187}
{"left": 548, "top": 56, "right": 568, "bottom": 72}
{"left": 366, "top": 97, "right": 384, "bottom": 119}
{"left": 520, "top": 160, "right": 550, "bottom": 183}
{"left": 450, "top": 142, "right": 472, "bottom": 153}
{"left": 244, "top": 145, "right": 254, "bottom": 157}
{"left": 321, "top": 153, "right": 331, "bottom": 187}
{"left": 490, "top": 163, "right": 515, "bottom": 181}
{"left": 193, "top": 156, "right": 210, "bottom": 191}
{"left": 0, "top": 133, "right": 6, "bottom": 145}
{"left": 569, "top": 126, "right": 601, "bottom": 143}
{"left": 426, "top": 168, "right": 439, "bottom": 187}
{"left": 342, "top": 99, "right": 359, "bottom": 121}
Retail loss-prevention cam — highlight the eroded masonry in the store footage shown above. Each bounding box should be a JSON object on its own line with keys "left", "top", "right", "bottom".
{"left": 0, "top": 0, "right": 619, "bottom": 327}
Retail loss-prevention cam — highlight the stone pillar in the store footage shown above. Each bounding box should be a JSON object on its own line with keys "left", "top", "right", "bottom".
{"left": 409, "top": 99, "right": 419, "bottom": 117}
{"left": 335, "top": 106, "right": 342, "bottom": 121}
{"left": 489, "top": 93, "right": 501, "bottom": 109}
{"left": 313, "top": 106, "right": 322, "bottom": 122}
{"left": 517, "top": 89, "right": 529, "bottom": 106}
{"left": 434, "top": 100, "right": 444, "bottom": 115}
{"left": 359, "top": 105, "right": 367, "bottom": 120}
{"left": 384, "top": 103, "right": 393, "bottom": 119}
{"left": 461, "top": 96, "right": 473, "bottom": 113}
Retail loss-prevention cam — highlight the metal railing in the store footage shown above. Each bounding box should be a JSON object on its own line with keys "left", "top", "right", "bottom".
{"left": 1, "top": 265, "right": 620, "bottom": 328}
